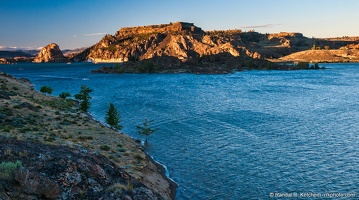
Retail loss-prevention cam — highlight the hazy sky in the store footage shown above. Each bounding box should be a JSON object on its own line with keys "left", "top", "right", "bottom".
{"left": 1, "top": 0, "right": 358, "bottom": 50}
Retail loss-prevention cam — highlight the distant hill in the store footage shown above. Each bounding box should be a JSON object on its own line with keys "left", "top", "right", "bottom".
{"left": 62, "top": 47, "right": 89, "bottom": 57}
{"left": 70, "top": 22, "right": 359, "bottom": 73}
{"left": 274, "top": 49, "right": 359, "bottom": 63}
{"left": 0, "top": 51, "right": 32, "bottom": 58}
{"left": 4, "top": 22, "right": 359, "bottom": 68}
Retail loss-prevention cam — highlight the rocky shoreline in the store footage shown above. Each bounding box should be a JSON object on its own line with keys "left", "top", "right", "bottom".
{"left": 0, "top": 71, "right": 175, "bottom": 199}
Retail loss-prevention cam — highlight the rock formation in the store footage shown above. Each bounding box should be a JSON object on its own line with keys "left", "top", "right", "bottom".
{"left": 71, "top": 22, "right": 358, "bottom": 73}
{"left": 0, "top": 136, "right": 164, "bottom": 200}
{"left": 0, "top": 58, "right": 10, "bottom": 64}
{"left": 33, "top": 43, "right": 67, "bottom": 63}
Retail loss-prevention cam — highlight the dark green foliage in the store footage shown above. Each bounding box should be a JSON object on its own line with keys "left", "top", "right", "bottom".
{"left": 11, "top": 116, "right": 26, "bottom": 127}
{"left": 77, "top": 136, "right": 94, "bottom": 141}
{"left": 0, "top": 160, "right": 22, "bottom": 180}
{"left": 136, "top": 119, "right": 158, "bottom": 143}
{"left": 59, "top": 92, "right": 71, "bottom": 99}
{"left": 134, "top": 154, "right": 143, "bottom": 162}
{"left": 105, "top": 44, "right": 117, "bottom": 53}
{"left": 74, "top": 85, "right": 93, "bottom": 112}
{"left": 136, "top": 62, "right": 156, "bottom": 73}
{"left": 114, "top": 63, "right": 125, "bottom": 74}
{"left": 245, "top": 59, "right": 256, "bottom": 69}
{"left": 296, "top": 62, "right": 310, "bottom": 69}
{"left": 40, "top": 86, "right": 53, "bottom": 94}
{"left": 100, "top": 145, "right": 111, "bottom": 151}
{"left": 106, "top": 103, "right": 122, "bottom": 130}
{"left": 239, "top": 31, "right": 263, "bottom": 43}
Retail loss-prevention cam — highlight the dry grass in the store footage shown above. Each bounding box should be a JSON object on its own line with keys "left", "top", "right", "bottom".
{"left": 271, "top": 49, "right": 359, "bottom": 63}
{"left": 0, "top": 73, "right": 147, "bottom": 179}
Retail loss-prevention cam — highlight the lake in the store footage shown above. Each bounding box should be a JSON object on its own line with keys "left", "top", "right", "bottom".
{"left": 1, "top": 62, "right": 359, "bottom": 199}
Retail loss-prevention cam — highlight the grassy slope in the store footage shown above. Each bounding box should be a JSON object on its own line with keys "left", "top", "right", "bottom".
{"left": 0, "top": 72, "right": 171, "bottom": 199}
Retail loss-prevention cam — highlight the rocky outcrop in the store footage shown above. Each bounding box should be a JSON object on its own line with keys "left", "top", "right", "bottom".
{"left": 0, "top": 58, "right": 11, "bottom": 64}
{"left": 116, "top": 22, "right": 204, "bottom": 37}
{"left": 33, "top": 43, "right": 67, "bottom": 63}
{"left": 0, "top": 136, "right": 164, "bottom": 200}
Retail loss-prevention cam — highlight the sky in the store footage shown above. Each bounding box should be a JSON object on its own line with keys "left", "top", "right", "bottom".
{"left": 1, "top": 0, "right": 359, "bottom": 50}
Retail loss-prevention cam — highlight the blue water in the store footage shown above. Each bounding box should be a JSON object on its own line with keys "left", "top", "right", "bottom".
{"left": 1, "top": 63, "right": 359, "bottom": 199}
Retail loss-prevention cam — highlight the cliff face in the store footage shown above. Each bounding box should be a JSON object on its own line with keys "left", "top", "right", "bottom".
{"left": 33, "top": 43, "right": 67, "bottom": 63}
{"left": 72, "top": 22, "right": 359, "bottom": 72}
{"left": 73, "top": 22, "right": 259, "bottom": 66}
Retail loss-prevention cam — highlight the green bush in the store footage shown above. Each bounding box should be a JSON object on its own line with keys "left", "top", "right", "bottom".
{"left": 0, "top": 160, "right": 22, "bottom": 180}
{"left": 100, "top": 145, "right": 111, "bottom": 151}
{"left": 40, "top": 86, "right": 53, "bottom": 94}
{"left": 59, "top": 92, "right": 71, "bottom": 99}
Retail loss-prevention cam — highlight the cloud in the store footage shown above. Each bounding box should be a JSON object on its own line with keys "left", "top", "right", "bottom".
{"left": 83, "top": 32, "right": 106, "bottom": 37}
{"left": 0, "top": 46, "right": 39, "bottom": 51}
{"left": 73, "top": 35, "right": 77, "bottom": 38}
{"left": 240, "top": 24, "right": 283, "bottom": 29}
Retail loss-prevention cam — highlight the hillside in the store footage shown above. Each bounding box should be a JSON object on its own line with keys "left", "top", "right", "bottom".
{"left": 275, "top": 49, "right": 359, "bottom": 63}
{"left": 0, "top": 72, "right": 174, "bottom": 199}
{"left": 71, "top": 22, "right": 359, "bottom": 73}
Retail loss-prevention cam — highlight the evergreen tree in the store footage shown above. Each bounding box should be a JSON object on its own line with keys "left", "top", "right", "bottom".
{"left": 106, "top": 103, "right": 122, "bottom": 130}
{"left": 74, "top": 85, "right": 93, "bottom": 112}
{"left": 40, "top": 86, "right": 53, "bottom": 94}
{"left": 136, "top": 119, "right": 158, "bottom": 143}
{"left": 59, "top": 92, "right": 71, "bottom": 99}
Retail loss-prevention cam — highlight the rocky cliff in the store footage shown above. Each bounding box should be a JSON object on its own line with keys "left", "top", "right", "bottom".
{"left": 33, "top": 43, "right": 67, "bottom": 63}
{"left": 72, "top": 22, "right": 358, "bottom": 73}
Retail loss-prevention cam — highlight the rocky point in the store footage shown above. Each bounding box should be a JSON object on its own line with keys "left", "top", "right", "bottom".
{"left": 33, "top": 43, "right": 67, "bottom": 63}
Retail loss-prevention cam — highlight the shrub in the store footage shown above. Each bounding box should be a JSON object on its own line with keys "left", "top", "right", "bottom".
{"left": 78, "top": 136, "right": 94, "bottom": 141}
{"left": 40, "top": 86, "right": 53, "bottom": 94}
{"left": 136, "top": 62, "right": 156, "bottom": 73}
{"left": 134, "top": 154, "right": 143, "bottom": 162}
{"left": 0, "top": 160, "right": 22, "bottom": 180}
{"left": 59, "top": 92, "right": 71, "bottom": 99}
{"left": 100, "top": 145, "right": 111, "bottom": 151}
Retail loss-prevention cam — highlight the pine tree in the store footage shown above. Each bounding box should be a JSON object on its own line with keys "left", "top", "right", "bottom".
{"left": 136, "top": 119, "right": 158, "bottom": 143}
{"left": 106, "top": 103, "right": 122, "bottom": 130}
{"left": 74, "top": 85, "right": 93, "bottom": 112}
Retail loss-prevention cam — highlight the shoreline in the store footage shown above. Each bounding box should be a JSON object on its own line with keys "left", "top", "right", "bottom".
{"left": 87, "top": 112, "right": 177, "bottom": 199}
{"left": 145, "top": 152, "right": 178, "bottom": 200}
